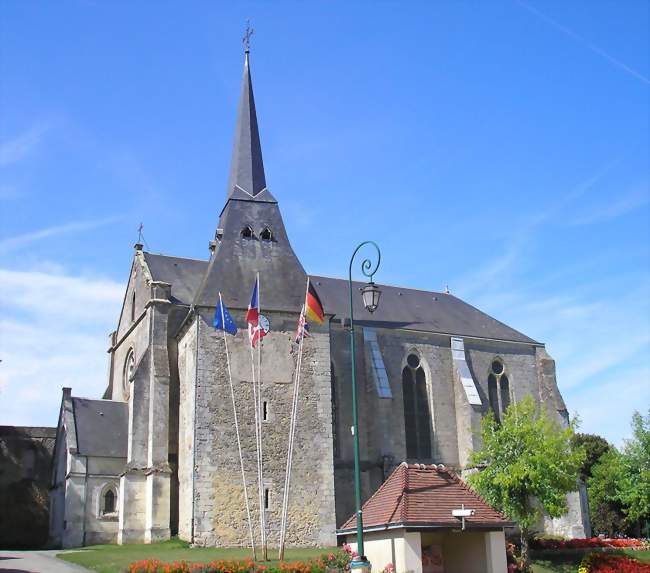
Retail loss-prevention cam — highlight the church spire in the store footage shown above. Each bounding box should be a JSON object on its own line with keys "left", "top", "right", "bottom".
{"left": 226, "top": 39, "right": 269, "bottom": 201}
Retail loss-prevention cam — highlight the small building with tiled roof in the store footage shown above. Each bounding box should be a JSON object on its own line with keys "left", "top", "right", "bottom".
{"left": 337, "top": 463, "right": 511, "bottom": 573}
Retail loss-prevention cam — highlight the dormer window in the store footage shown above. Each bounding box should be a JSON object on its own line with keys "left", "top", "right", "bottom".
{"left": 260, "top": 227, "right": 273, "bottom": 242}
{"left": 241, "top": 226, "right": 254, "bottom": 239}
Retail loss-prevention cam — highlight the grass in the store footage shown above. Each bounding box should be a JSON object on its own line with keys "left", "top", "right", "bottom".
{"left": 57, "top": 538, "right": 336, "bottom": 573}
{"left": 531, "top": 549, "right": 650, "bottom": 573}
{"left": 57, "top": 541, "right": 650, "bottom": 573}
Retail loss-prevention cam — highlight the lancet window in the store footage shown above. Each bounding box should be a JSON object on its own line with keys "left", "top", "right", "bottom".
{"left": 402, "top": 353, "right": 432, "bottom": 460}
{"left": 488, "top": 359, "right": 510, "bottom": 423}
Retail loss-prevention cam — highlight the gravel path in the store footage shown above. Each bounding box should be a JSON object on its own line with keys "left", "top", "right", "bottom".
{"left": 0, "top": 551, "right": 91, "bottom": 573}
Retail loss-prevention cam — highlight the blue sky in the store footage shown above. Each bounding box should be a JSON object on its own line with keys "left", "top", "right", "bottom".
{"left": 0, "top": 1, "right": 648, "bottom": 446}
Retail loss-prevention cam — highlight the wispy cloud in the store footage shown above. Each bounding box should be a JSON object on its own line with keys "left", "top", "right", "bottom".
{"left": 0, "top": 265, "right": 123, "bottom": 425}
{"left": 455, "top": 163, "right": 616, "bottom": 299}
{"left": 0, "top": 217, "right": 119, "bottom": 255}
{"left": 517, "top": 1, "right": 650, "bottom": 85}
{"left": 568, "top": 185, "right": 649, "bottom": 226}
{"left": 0, "top": 123, "right": 52, "bottom": 167}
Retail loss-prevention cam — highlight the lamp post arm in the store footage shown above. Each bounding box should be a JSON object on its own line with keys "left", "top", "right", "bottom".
{"left": 347, "top": 240, "right": 381, "bottom": 563}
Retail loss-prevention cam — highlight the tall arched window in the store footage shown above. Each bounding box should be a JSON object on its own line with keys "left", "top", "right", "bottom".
{"left": 488, "top": 359, "right": 510, "bottom": 423}
{"left": 402, "top": 353, "right": 432, "bottom": 459}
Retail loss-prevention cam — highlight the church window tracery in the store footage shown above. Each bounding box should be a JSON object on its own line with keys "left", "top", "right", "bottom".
{"left": 123, "top": 350, "right": 135, "bottom": 400}
{"left": 260, "top": 227, "right": 273, "bottom": 241}
{"left": 241, "top": 225, "right": 254, "bottom": 239}
{"left": 488, "top": 358, "right": 510, "bottom": 423}
{"left": 402, "top": 352, "right": 432, "bottom": 460}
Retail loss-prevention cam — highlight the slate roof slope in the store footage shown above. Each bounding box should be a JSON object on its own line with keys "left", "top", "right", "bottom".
{"left": 140, "top": 252, "right": 538, "bottom": 344}
{"left": 338, "top": 463, "right": 513, "bottom": 532}
{"left": 311, "top": 275, "right": 537, "bottom": 344}
{"left": 143, "top": 253, "right": 207, "bottom": 305}
{"left": 71, "top": 398, "right": 128, "bottom": 458}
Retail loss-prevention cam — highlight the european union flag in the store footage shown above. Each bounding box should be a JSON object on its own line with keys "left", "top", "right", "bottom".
{"left": 214, "top": 297, "right": 237, "bottom": 335}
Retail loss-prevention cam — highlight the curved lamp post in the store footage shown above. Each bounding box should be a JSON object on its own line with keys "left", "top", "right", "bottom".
{"left": 348, "top": 241, "right": 382, "bottom": 573}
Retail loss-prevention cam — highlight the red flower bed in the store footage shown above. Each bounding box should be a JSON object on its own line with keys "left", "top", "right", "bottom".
{"left": 581, "top": 553, "right": 650, "bottom": 573}
{"left": 128, "top": 550, "right": 352, "bottom": 573}
{"left": 531, "top": 537, "right": 649, "bottom": 551}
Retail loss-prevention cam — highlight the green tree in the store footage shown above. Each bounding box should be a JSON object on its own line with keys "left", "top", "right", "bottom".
{"left": 571, "top": 432, "right": 611, "bottom": 481}
{"left": 587, "top": 448, "right": 627, "bottom": 536}
{"left": 467, "top": 396, "right": 584, "bottom": 567}
{"left": 620, "top": 410, "right": 650, "bottom": 532}
{"left": 586, "top": 410, "right": 650, "bottom": 536}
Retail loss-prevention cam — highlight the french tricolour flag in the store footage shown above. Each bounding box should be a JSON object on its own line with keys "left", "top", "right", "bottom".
{"left": 246, "top": 277, "right": 265, "bottom": 347}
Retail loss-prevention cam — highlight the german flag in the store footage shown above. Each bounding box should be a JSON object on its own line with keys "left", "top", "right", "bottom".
{"left": 305, "top": 281, "right": 325, "bottom": 324}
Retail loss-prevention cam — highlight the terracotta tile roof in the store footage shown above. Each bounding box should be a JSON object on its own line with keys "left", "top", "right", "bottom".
{"left": 338, "top": 463, "right": 513, "bottom": 532}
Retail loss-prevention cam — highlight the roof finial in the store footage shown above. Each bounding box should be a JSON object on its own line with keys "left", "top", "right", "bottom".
{"left": 444, "top": 284, "right": 450, "bottom": 294}
{"left": 243, "top": 20, "right": 254, "bottom": 53}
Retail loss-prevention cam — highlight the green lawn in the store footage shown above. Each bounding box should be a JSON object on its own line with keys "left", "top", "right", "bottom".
{"left": 57, "top": 542, "right": 650, "bottom": 573}
{"left": 531, "top": 549, "right": 650, "bottom": 573}
{"left": 57, "top": 538, "right": 336, "bottom": 573}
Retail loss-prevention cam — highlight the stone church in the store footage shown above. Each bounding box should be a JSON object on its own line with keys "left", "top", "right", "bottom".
{"left": 49, "top": 49, "right": 588, "bottom": 549}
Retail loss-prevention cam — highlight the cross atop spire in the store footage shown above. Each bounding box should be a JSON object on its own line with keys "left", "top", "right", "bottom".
{"left": 243, "top": 20, "right": 254, "bottom": 53}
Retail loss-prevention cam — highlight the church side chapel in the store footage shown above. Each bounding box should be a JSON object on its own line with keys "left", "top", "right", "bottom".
{"left": 49, "top": 43, "right": 589, "bottom": 554}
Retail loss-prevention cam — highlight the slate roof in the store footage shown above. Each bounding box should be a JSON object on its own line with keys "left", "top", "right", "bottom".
{"left": 311, "top": 275, "right": 537, "bottom": 344}
{"left": 71, "top": 398, "right": 128, "bottom": 458}
{"left": 338, "top": 463, "right": 513, "bottom": 532}
{"left": 143, "top": 253, "right": 207, "bottom": 305}
{"left": 140, "top": 253, "right": 537, "bottom": 343}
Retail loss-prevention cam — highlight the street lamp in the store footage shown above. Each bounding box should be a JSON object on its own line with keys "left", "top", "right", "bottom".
{"left": 348, "top": 241, "right": 382, "bottom": 573}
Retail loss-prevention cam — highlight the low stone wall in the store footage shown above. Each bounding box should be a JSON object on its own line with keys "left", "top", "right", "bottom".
{"left": 0, "top": 426, "right": 56, "bottom": 548}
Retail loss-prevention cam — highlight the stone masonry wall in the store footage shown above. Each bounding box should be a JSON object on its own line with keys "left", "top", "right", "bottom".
{"left": 191, "top": 310, "right": 336, "bottom": 547}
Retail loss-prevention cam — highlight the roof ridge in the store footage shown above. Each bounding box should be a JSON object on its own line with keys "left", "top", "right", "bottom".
{"left": 309, "top": 274, "right": 445, "bottom": 296}
{"left": 144, "top": 252, "right": 208, "bottom": 263}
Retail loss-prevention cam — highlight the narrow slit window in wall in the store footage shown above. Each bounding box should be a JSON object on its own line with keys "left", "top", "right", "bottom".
{"left": 263, "top": 401, "right": 268, "bottom": 421}
{"left": 264, "top": 487, "right": 270, "bottom": 510}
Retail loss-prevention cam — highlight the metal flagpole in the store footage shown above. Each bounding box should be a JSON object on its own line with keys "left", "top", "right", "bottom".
{"left": 219, "top": 292, "right": 256, "bottom": 560}
{"left": 278, "top": 278, "right": 311, "bottom": 560}
{"left": 248, "top": 280, "right": 263, "bottom": 560}
{"left": 257, "top": 271, "right": 268, "bottom": 561}
{"left": 248, "top": 340, "right": 263, "bottom": 557}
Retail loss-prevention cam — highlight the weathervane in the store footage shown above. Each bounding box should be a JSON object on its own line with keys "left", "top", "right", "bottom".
{"left": 243, "top": 20, "right": 254, "bottom": 53}
{"left": 138, "top": 222, "right": 144, "bottom": 244}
